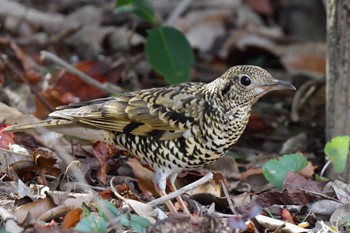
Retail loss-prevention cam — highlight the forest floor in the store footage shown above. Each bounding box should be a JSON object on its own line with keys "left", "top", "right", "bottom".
{"left": 0, "top": 1, "right": 343, "bottom": 232}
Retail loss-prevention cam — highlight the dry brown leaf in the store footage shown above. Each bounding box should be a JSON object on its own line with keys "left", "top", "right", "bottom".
{"left": 281, "top": 208, "right": 295, "bottom": 224}
{"left": 14, "top": 197, "right": 56, "bottom": 222}
{"left": 298, "top": 161, "right": 316, "bottom": 178}
{"left": 62, "top": 208, "right": 83, "bottom": 229}
{"left": 0, "top": 124, "right": 15, "bottom": 150}
{"left": 126, "top": 157, "right": 157, "bottom": 195}
{"left": 92, "top": 141, "right": 117, "bottom": 185}
{"left": 283, "top": 171, "right": 324, "bottom": 193}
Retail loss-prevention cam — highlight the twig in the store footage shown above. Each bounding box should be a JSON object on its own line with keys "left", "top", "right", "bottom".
{"left": 164, "top": 0, "right": 193, "bottom": 26}
{"left": 147, "top": 172, "right": 213, "bottom": 208}
{"left": 109, "top": 177, "right": 129, "bottom": 203}
{"left": 63, "top": 182, "right": 107, "bottom": 191}
{"left": 220, "top": 179, "right": 236, "bottom": 214}
{"left": 291, "top": 78, "right": 324, "bottom": 122}
{"left": 40, "top": 51, "right": 125, "bottom": 95}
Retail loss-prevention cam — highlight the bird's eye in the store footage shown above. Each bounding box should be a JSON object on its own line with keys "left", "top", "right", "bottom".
{"left": 240, "top": 75, "right": 251, "bottom": 86}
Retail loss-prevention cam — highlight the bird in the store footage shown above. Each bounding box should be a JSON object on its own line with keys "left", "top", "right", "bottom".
{"left": 2, "top": 65, "right": 295, "bottom": 213}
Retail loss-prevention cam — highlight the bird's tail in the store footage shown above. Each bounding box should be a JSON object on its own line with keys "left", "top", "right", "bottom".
{"left": 1, "top": 119, "right": 71, "bottom": 133}
{"left": 1, "top": 119, "right": 116, "bottom": 145}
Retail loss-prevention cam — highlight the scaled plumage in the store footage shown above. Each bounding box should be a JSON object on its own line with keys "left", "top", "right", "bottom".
{"left": 2, "top": 65, "right": 295, "bottom": 213}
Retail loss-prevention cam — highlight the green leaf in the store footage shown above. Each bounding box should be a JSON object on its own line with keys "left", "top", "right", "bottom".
{"left": 314, "top": 173, "right": 329, "bottom": 182}
{"left": 120, "top": 214, "right": 131, "bottom": 227}
{"left": 115, "top": 0, "right": 157, "bottom": 24}
{"left": 130, "top": 214, "right": 151, "bottom": 233}
{"left": 75, "top": 214, "right": 107, "bottom": 233}
{"left": 262, "top": 153, "right": 307, "bottom": 190}
{"left": 324, "top": 136, "right": 350, "bottom": 173}
{"left": 97, "top": 200, "right": 120, "bottom": 221}
{"left": 145, "top": 26, "right": 194, "bottom": 84}
{"left": 81, "top": 204, "right": 91, "bottom": 217}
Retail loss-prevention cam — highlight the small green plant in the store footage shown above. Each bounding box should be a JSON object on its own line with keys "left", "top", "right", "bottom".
{"left": 263, "top": 136, "right": 350, "bottom": 189}
{"left": 115, "top": 0, "right": 194, "bottom": 84}
{"left": 324, "top": 136, "right": 350, "bottom": 173}
{"left": 75, "top": 201, "right": 150, "bottom": 233}
{"left": 262, "top": 153, "right": 307, "bottom": 190}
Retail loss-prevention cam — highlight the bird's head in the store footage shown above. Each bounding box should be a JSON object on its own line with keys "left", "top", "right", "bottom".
{"left": 207, "top": 65, "right": 296, "bottom": 105}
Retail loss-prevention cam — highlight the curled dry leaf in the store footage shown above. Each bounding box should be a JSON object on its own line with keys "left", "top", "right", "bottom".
{"left": 14, "top": 197, "right": 56, "bottom": 222}
{"left": 62, "top": 208, "right": 83, "bottom": 229}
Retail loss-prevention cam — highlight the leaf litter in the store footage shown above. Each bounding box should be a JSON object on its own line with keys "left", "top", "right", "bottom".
{"left": 0, "top": 0, "right": 343, "bottom": 232}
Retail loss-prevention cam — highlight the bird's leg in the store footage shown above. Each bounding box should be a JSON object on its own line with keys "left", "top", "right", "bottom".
{"left": 168, "top": 173, "right": 190, "bottom": 214}
{"left": 153, "top": 168, "right": 178, "bottom": 213}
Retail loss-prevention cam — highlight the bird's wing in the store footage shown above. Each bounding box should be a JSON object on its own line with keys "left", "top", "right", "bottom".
{"left": 49, "top": 83, "right": 208, "bottom": 140}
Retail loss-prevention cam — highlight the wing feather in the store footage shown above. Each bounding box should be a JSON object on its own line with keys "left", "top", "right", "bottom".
{"left": 46, "top": 83, "right": 207, "bottom": 139}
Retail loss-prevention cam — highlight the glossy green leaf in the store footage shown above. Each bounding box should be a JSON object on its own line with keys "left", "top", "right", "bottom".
{"left": 262, "top": 153, "right": 307, "bottom": 190}
{"left": 115, "top": 0, "right": 157, "bottom": 24}
{"left": 145, "top": 26, "right": 194, "bottom": 84}
{"left": 324, "top": 136, "right": 350, "bottom": 173}
{"left": 75, "top": 214, "right": 107, "bottom": 233}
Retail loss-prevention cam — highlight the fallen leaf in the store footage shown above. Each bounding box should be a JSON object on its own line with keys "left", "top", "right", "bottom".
{"left": 62, "top": 208, "right": 83, "bottom": 229}
{"left": 330, "top": 203, "right": 350, "bottom": 228}
{"left": 283, "top": 171, "right": 325, "bottom": 193}
{"left": 126, "top": 158, "right": 157, "bottom": 195}
{"left": 254, "top": 190, "right": 323, "bottom": 208}
{"left": 92, "top": 141, "right": 117, "bottom": 184}
{"left": 34, "top": 61, "right": 125, "bottom": 118}
{"left": 14, "top": 197, "right": 56, "bottom": 222}
{"left": 0, "top": 124, "right": 15, "bottom": 150}
{"left": 298, "top": 161, "right": 316, "bottom": 178}
{"left": 0, "top": 37, "right": 42, "bottom": 84}
{"left": 281, "top": 208, "right": 295, "bottom": 224}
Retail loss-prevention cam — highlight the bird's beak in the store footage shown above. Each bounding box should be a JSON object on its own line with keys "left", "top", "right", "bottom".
{"left": 253, "top": 79, "right": 296, "bottom": 99}
{"left": 267, "top": 79, "right": 296, "bottom": 91}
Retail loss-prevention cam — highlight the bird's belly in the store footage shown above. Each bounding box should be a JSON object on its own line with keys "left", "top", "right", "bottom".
{"left": 114, "top": 134, "right": 224, "bottom": 170}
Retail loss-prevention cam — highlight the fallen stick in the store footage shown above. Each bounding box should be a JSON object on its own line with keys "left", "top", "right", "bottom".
{"left": 147, "top": 172, "right": 213, "bottom": 208}
{"left": 40, "top": 51, "right": 125, "bottom": 95}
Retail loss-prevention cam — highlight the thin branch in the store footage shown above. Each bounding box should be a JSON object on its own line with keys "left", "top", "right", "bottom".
{"left": 40, "top": 51, "right": 125, "bottom": 95}
{"left": 147, "top": 172, "right": 213, "bottom": 208}
{"left": 220, "top": 179, "right": 236, "bottom": 214}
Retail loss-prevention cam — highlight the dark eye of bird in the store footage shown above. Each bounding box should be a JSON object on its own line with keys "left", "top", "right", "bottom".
{"left": 240, "top": 75, "right": 251, "bottom": 86}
